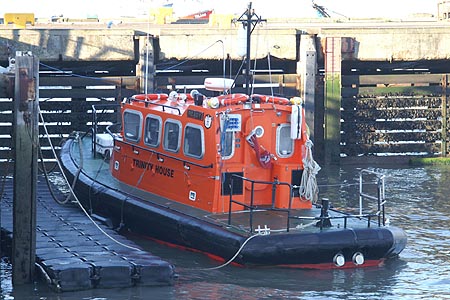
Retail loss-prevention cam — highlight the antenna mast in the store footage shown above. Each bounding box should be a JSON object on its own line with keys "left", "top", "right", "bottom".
{"left": 235, "top": 2, "right": 266, "bottom": 96}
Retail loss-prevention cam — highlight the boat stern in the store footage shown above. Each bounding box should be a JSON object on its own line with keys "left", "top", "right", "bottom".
{"left": 384, "top": 226, "right": 408, "bottom": 258}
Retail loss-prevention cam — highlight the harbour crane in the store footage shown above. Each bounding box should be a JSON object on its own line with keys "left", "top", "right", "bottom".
{"left": 312, "top": 1, "right": 347, "bottom": 18}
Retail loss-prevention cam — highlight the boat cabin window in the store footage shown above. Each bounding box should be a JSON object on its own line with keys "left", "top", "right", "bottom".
{"left": 163, "top": 119, "right": 181, "bottom": 152}
{"left": 277, "top": 124, "right": 293, "bottom": 157}
{"left": 144, "top": 115, "right": 162, "bottom": 147}
{"left": 184, "top": 124, "right": 204, "bottom": 159}
{"left": 123, "top": 110, "right": 142, "bottom": 142}
{"left": 221, "top": 131, "right": 234, "bottom": 159}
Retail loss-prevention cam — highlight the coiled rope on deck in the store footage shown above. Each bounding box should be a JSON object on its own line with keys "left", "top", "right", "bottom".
{"left": 300, "top": 139, "right": 321, "bottom": 203}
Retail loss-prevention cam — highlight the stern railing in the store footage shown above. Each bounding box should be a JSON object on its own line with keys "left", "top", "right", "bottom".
{"left": 358, "top": 169, "right": 387, "bottom": 226}
{"left": 290, "top": 169, "right": 387, "bottom": 230}
{"left": 227, "top": 169, "right": 388, "bottom": 234}
{"left": 227, "top": 174, "right": 293, "bottom": 233}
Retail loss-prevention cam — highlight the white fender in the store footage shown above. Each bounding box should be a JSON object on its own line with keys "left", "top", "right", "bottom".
{"left": 168, "top": 91, "right": 178, "bottom": 102}
{"left": 291, "top": 104, "right": 303, "bottom": 139}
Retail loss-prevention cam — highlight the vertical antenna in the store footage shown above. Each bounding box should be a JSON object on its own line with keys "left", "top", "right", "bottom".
{"left": 235, "top": 2, "right": 266, "bottom": 96}
{"left": 145, "top": 16, "right": 150, "bottom": 95}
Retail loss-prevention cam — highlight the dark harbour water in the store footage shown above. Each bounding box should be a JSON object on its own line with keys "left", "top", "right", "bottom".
{"left": 2, "top": 163, "right": 450, "bottom": 299}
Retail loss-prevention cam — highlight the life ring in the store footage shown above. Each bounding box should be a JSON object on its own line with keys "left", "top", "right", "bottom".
{"left": 133, "top": 94, "right": 169, "bottom": 101}
{"left": 250, "top": 94, "right": 290, "bottom": 105}
{"left": 217, "top": 93, "right": 249, "bottom": 106}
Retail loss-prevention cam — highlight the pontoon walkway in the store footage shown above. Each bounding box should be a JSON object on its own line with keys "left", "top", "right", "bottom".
{"left": 0, "top": 175, "right": 175, "bottom": 292}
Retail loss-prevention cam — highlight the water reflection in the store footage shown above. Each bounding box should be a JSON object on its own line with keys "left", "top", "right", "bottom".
{"left": 127, "top": 232, "right": 409, "bottom": 299}
{"left": 168, "top": 258, "right": 408, "bottom": 300}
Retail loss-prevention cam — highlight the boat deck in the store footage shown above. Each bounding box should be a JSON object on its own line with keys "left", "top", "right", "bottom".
{"left": 71, "top": 135, "right": 378, "bottom": 235}
{"left": 0, "top": 175, "right": 175, "bottom": 292}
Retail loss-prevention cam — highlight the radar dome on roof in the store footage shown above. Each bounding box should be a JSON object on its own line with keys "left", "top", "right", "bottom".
{"left": 204, "top": 78, "right": 234, "bottom": 92}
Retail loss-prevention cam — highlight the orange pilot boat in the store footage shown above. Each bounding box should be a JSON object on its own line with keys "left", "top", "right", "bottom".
{"left": 59, "top": 3, "right": 406, "bottom": 269}
{"left": 114, "top": 88, "right": 311, "bottom": 214}
{"left": 60, "top": 77, "right": 406, "bottom": 269}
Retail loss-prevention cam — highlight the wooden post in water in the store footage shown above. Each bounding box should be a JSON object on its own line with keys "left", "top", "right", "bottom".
{"left": 442, "top": 74, "right": 448, "bottom": 157}
{"left": 297, "top": 34, "right": 318, "bottom": 144}
{"left": 12, "top": 52, "right": 38, "bottom": 284}
{"left": 324, "top": 37, "right": 342, "bottom": 164}
{"left": 137, "top": 35, "right": 154, "bottom": 93}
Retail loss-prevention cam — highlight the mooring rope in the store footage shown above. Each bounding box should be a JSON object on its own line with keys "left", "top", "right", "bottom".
{"left": 38, "top": 142, "right": 68, "bottom": 205}
{"left": 64, "top": 133, "right": 84, "bottom": 204}
{"left": 35, "top": 262, "right": 60, "bottom": 291}
{"left": 196, "top": 233, "right": 262, "bottom": 271}
{"left": 38, "top": 107, "right": 142, "bottom": 252}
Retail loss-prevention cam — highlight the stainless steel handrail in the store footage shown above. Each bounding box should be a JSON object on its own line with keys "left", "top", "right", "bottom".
{"left": 227, "top": 174, "right": 292, "bottom": 233}
{"left": 359, "top": 169, "right": 386, "bottom": 226}
{"left": 226, "top": 169, "right": 388, "bottom": 234}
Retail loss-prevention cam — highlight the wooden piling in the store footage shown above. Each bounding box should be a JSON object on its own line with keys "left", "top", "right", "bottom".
{"left": 298, "top": 34, "right": 318, "bottom": 143}
{"left": 442, "top": 74, "right": 448, "bottom": 157}
{"left": 136, "top": 35, "right": 154, "bottom": 93}
{"left": 324, "top": 37, "right": 342, "bottom": 164}
{"left": 12, "top": 52, "right": 39, "bottom": 284}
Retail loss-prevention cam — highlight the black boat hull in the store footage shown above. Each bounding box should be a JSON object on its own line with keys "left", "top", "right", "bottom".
{"left": 60, "top": 139, "right": 407, "bottom": 269}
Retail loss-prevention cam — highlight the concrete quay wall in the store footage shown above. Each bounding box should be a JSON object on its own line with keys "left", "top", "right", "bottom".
{"left": 319, "top": 25, "right": 450, "bottom": 61}
{"left": 0, "top": 28, "right": 136, "bottom": 61}
{"left": 1, "top": 21, "right": 450, "bottom": 62}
